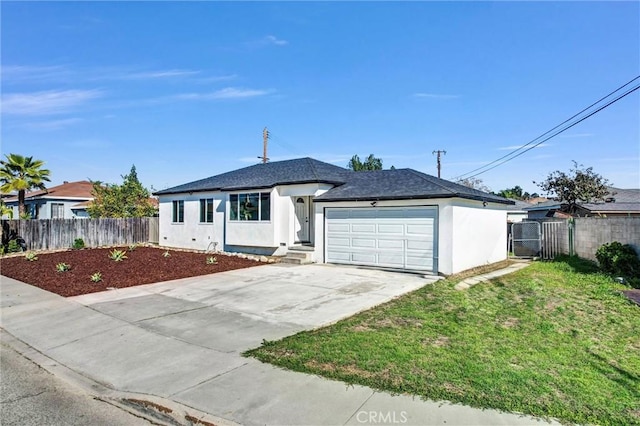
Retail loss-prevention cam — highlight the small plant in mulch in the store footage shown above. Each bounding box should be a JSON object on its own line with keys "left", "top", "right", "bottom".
{"left": 24, "top": 252, "right": 38, "bottom": 262}
{"left": 72, "top": 238, "right": 85, "bottom": 250}
{"left": 206, "top": 256, "right": 217, "bottom": 265}
{"left": 90, "top": 272, "right": 103, "bottom": 282}
{"left": 108, "top": 249, "right": 128, "bottom": 262}
{"left": 162, "top": 250, "right": 171, "bottom": 258}
{"left": 128, "top": 243, "right": 138, "bottom": 251}
{"left": 56, "top": 262, "right": 70, "bottom": 272}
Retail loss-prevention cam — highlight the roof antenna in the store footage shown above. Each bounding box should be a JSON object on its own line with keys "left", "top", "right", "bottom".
{"left": 257, "top": 127, "right": 270, "bottom": 163}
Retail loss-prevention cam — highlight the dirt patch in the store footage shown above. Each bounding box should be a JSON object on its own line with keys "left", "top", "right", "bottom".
{"left": 0, "top": 246, "right": 261, "bottom": 297}
{"left": 622, "top": 290, "right": 640, "bottom": 306}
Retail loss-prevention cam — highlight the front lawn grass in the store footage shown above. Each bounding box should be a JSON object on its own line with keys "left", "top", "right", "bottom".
{"left": 246, "top": 256, "right": 640, "bottom": 425}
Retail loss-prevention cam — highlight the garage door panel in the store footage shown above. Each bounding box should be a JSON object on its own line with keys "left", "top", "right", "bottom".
{"left": 327, "top": 223, "right": 350, "bottom": 232}
{"left": 378, "top": 253, "right": 405, "bottom": 267}
{"left": 406, "top": 240, "right": 432, "bottom": 250}
{"left": 351, "top": 223, "right": 376, "bottom": 233}
{"left": 378, "top": 239, "right": 403, "bottom": 249}
{"left": 405, "top": 209, "right": 434, "bottom": 218}
{"left": 327, "top": 251, "right": 351, "bottom": 261}
{"left": 406, "top": 223, "right": 433, "bottom": 235}
{"left": 377, "top": 224, "right": 404, "bottom": 234}
{"left": 377, "top": 209, "right": 404, "bottom": 218}
{"left": 352, "top": 238, "right": 376, "bottom": 248}
{"left": 352, "top": 252, "right": 377, "bottom": 263}
{"left": 326, "top": 209, "right": 350, "bottom": 219}
{"left": 406, "top": 256, "right": 433, "bottom": 269}
{"left": 327, "top": 237, "right": 350, "bottom": 247}
{"left": 325, "top": 207, "right": 437, "bottom": 273}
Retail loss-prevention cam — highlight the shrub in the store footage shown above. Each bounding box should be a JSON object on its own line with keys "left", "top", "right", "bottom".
{"left": 72, "top": 238, "right": 85, "bottom": 250}
{"left": 90, "top": 272, "right": 102, "bottom": 282}
{"left": 56, "top": 262, "right": 70, "bottom": 272}
{"left": 24, "top": 252, "right": 38, "bottom": 261}
{"left": 596, "top": 242, "right": 640, "bottom": 287}
{"left": 162, "top": 251, "right": 171, "bottom": 258}
{"left": 128, "top": 244, "right": 138, "bottom": 251}
{"left": 108, "top": 249, "right": 128, "bottom": 262}
{"left": 206, "top": 256, "right": 217, "bottom": 264}
{"left": 7, "top": 239, "right": 21, "bottom": 253}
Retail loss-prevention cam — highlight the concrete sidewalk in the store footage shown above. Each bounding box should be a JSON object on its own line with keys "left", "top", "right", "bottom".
{"left": 0, "top": 263, "right": 554, "bottom": 426}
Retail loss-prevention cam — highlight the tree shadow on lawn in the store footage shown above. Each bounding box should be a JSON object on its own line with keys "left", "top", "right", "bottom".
{"left": 552, "top": 254, "right": 600, "bottom": 274}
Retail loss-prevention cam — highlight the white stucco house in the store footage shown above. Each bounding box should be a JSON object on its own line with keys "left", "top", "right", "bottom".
{"left": 154, "top": 158, "right": 514, "bottom": 275}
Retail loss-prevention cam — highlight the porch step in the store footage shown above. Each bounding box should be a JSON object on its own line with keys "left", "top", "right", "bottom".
{"left": 281, "top": 246, "right": 315, "bottom": 265}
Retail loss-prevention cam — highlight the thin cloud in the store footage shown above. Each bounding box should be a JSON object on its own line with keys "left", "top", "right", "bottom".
{"left": 119, "top": 69, "right": 201, "bottom": 80}
{"left": 2, "top": 89, "right": 103, "bottom": 115}
{"left": 246, "top": 35, "right": 289, "bottom": 48}
{"left": 498, "top": 143, "right": 551, "bottom": 150}
{"left": 174, "top": 87, "right": 273, "bottom": 100}
{"left": 264, "top": 35, "right": 288, "bottom": 46}
{"left": 23, "top": 118, "right": 83, "bottom": 130}
{"left": 412, "top": 93, "right": 460, "bottom": 100}
{"left": 1, "top": 65, "right": 72, "bottom": 83}
{"left": 196, "top": 74, "right": 238, "bottom": 84}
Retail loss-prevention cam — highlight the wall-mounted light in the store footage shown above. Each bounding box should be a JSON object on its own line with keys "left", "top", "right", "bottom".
{"left": 370, "top": 201, "right": 377, "bottom": 207}
{"left": 482, "top": 201, "right": 488, "bottom": 207}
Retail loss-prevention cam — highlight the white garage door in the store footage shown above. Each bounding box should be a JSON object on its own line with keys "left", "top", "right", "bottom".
{"left": 325, "top": 207, "right": 437, "bottom": 272}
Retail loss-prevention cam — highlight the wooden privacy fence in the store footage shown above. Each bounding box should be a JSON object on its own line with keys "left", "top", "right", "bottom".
{"left": 1, "top": 217, "right": 159, "bottom": 251}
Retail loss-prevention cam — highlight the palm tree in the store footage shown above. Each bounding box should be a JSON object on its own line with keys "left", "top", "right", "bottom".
{"left": 0, "top": 154, "right": 51, "bottom": 218}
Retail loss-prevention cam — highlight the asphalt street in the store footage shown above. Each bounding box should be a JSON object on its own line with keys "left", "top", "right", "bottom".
{"left": 0, "top": 341, "right": 150, "bottom": 426}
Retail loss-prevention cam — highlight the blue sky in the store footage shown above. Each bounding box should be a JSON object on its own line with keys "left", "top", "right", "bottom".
{"left": 2, "top": 2, "right": 639, "bottom": 195}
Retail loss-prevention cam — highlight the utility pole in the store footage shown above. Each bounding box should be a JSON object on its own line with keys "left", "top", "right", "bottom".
{"left": 432, "top": 150, "right": 446, "bottom": 178}
{"left": 258, "top": 127, "right": 270, "bottom": 163}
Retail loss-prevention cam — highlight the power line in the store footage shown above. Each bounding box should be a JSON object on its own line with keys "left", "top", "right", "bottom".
{"left": 459, "top": 82, "right": 640, "bottom": 180}
{"left": 451, "top": 75, "right": 640, "bottom": 180}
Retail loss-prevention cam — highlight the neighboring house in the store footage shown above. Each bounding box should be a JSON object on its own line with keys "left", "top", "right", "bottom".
{"left": 506, "top": 199, "right": 531, "bottom": 223}
{"left": 154, "top": 157, "right": 514, "bottom": 275}
{"left": 525, "top": 187, "right": 640, "bottom": 218}
{"left": 4, "top": 181, "right": 94, "bottom": 219}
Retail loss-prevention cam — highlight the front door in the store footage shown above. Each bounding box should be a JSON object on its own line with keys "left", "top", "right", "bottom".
{"left": 294, "top": 196, "right": 310, "bottom": 243}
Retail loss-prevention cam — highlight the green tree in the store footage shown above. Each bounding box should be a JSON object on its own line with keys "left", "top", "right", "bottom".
{"left": 456, "top": 177, "right": 491, "bottom": 193}
{"left": 535, "top": 161, "right": 611, "bottom": 214}
{"left": 87, "top": 165, "right": 156, "bottom": 218}
{"left": 347, "top": 154, "right": 383, "bottom": 171}
{"left": 495, "top": 185, "right": 538, "bottom": 200}
{"left": 0, "top": 200, "right": 13, "bottom": 219}
{"left": 0, "top": 154, "right": 51, "bottom": 218}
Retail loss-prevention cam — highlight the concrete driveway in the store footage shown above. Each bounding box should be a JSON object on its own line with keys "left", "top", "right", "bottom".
{"left": 71, "top": 263, "right": 435, "bottom": 353}
{"left": 1, "top": 263, "right": 554, "bottom": 425}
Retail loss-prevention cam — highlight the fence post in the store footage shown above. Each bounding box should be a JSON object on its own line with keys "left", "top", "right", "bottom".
{"left": 568, "top": 218, "right": 575, "bottom": 256}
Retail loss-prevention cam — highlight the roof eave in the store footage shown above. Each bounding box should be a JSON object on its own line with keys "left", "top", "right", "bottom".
{"left": 316, "top": 194, "right": 514, "bottom": 205}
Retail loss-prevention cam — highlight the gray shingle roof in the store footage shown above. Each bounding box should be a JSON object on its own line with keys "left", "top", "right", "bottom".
{"left": 154, "top": 158, "right": 350, "bottom": 195}
{"left": 316, "top": 169, "right": 512, "bottom": 204}
{"left": 154, "top": 157, "right": 513, "bottom": 205}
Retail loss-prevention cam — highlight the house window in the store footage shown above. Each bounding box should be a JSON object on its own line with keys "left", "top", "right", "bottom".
{"left": 229, "top": 192, "right": 270, "bottom": 221}
{"left": 200, "top": 198, "right": 214, "bottom": 223}
{"left": 172, "top": 200, "right": 184, "bottom": 223}
{"left": 51, "top": 203, "right": 64, "bottom": 219}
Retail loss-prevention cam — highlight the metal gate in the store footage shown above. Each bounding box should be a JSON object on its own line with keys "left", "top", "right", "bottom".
{"left": 540, "top": 221, "right": 564, "bottom": 259}
{"left": 511, "top": 221, "right": 541, "bottom": 257}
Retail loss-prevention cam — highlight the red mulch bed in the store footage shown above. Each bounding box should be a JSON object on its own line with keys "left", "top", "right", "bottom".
{"left": 0, "top": 246, "right": 261, "bottom": 297}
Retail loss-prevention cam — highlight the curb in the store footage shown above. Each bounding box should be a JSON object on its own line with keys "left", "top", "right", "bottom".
{"left": 0, "top": 330, "right": 240, "bottom": 426}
